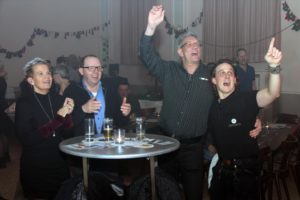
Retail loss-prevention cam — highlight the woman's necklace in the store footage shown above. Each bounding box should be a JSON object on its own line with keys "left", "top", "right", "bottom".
{"left": 34, "top": 92, "right": 56, "bottom": 137}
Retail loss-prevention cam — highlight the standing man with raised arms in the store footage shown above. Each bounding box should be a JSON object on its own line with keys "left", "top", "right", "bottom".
{"left": 139, "top": 5, "right": 262, "bottom": 200}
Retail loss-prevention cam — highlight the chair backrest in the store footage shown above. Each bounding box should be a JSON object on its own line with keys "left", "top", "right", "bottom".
{"left": 273, "top": 140, "right": 298, "bottom": 171}
{"left": 276, "top": 113, "right": 299, "bottom": 124}
{"left": 259, "top": 147, "right": 273, "bottom": 171}
{"left": 291, "top": 122, "right": 300, "bottom": 138}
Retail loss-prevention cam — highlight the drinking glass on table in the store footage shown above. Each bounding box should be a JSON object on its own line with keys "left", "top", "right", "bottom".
{"left": 136, "top": 117, "right": 145, "bottom": 141}
{"left": 84, "top": 118, "right": 95, "bottom": 143}
{"left": 103, "top": 118, "right": 113, "bottom": 141}
{"left": 114, "top": 129, "right": 125, "bottom": 144}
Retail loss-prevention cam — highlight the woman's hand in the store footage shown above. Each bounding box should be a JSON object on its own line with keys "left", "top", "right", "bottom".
{"left": 64, "top": 98, "right": 74, "bottom": 115}
{"left": 58, "top": 98, "right": 74, "bottom": 117}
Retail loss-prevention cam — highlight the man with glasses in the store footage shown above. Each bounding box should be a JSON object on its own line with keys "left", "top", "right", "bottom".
{"left": 139, "top": 5, "right": 261, "bottom": 200}
{"left": 78, "top": 55, "right": 131, "bottom": 135}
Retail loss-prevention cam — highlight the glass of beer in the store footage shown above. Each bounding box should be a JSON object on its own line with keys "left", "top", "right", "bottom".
{"left": 136, "top": 117, "right": 145, "bottom": 141}
{"left": 103, "top": 118, "right": 113, "bottom": 141}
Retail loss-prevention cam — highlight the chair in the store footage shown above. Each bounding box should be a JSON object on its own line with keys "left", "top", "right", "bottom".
{"left": 276, "top": 113, "right": 299, "bottom": 124}
{"left": 288, "top": 122, "right": 300, "bottom": 196}
{"left": 289, "top": 148, "right": 300, "bottom": 197}
{"left": 259, "top": 147, "right": 273, "bottom": 200}
{"left": 141, "top": 108, "right": 156, "bottom": 118}
{"left": 271, "top": 140, "right": 298, "bottom": 200}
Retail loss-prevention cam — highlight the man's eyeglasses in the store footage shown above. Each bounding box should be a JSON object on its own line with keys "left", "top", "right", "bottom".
{"left": 81, "top": 66, "right": 104, "bottom": 71}
{"left": 180, "top": 42, "right": 202, "bottom": 49}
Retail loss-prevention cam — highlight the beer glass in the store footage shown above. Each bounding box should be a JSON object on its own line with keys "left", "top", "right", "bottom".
{"left": 136, "top": 117, "right": 145, "bottom": 141}
{"left": 103, "top": 118, "right": 113, "bottom": 141}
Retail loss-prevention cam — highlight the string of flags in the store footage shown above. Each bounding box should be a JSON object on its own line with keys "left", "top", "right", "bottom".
{"left": 164, "top": 12, "right": 203, "bottom": 38}
{"left": 282, "top": 1, "right": 300, "bottom": 31}
{"left": 0, "top": 21, "right": 110, "bottom": 59}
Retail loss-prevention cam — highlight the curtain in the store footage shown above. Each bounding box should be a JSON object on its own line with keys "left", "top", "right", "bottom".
{"left": 120, "top": 0, "right": 156, "bottom": 65}
{"left": 203, "top": 0, "right": 281, "bottom": 63}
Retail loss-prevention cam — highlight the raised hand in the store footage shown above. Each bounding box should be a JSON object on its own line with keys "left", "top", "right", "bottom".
{"left": 120, "top": 97, "right": 131, "bottom": 116}
{"left": 145, "top": 5, "right": 165, "bottom": 35}
{"left": 264, "top": 37, "right": 282, "bottom": 67}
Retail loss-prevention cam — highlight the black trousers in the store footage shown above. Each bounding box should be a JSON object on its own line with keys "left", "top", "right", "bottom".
{"left": 158, "top": 138, "right": 204, "bottom": 200}
{"left": 209, "top": 157, "right": 260, "bottom": 200}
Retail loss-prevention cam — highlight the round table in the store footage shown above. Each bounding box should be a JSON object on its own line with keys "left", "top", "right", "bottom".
{"left": 59, "top": 134, "right": 180, "bottom": 200}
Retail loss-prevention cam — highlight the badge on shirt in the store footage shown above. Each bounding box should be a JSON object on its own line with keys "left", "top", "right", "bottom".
{"left": 228, "top": 117, "right": 241, "bottom": 127}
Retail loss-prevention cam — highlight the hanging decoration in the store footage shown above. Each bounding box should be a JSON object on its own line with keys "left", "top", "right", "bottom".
{"left": 0, "top": 21, "right": 110, "bottom": 59}
{"left": 282, "top": 1, "right": 300, "bottom": 31}
{"left": 164, "top": 12, "right": 203, "bottom": 38}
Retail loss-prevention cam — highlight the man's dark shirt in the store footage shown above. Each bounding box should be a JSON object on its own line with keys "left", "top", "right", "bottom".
{"left": 208, "top": 90, "right": 260, "bottom": 159}
{"left": 139, "top": 35, "right": 214, "bottom": 139}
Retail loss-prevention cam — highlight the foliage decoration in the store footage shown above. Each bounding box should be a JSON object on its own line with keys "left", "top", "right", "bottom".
{"left": 0, "top": 21, "right": 110, "bottom": 59}
{"left": 164, "top": 12, "right": 203, "bottom": 38}
{"left": 282, "top": 1, "right": 300, "bottom": 32}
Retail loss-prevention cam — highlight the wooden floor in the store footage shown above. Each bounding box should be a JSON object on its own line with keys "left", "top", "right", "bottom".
{"left": 0, "top": 134, "right": 299, "bottom": 200}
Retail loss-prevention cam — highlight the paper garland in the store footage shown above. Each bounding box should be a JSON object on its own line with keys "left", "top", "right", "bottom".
{"left": 282, "top": 1, "right": 300, "bottom": 31}
{"left": 164, "top": 12, "right": 203, "bottom": 38}
{"left": 0, "top": 21, "right": 110, "bottom": 59}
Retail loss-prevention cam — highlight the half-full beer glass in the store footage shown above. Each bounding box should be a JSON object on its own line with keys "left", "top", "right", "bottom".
{"left": 136, "top": 117, "right": 145, "bottom": 141}
{"left": 103, "top": 118, "right": 113, "bottom": 141}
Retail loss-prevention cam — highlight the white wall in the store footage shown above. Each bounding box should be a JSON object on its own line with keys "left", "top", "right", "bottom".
{"left": 252, "top": 0, "right": 300, "bottom": 115}
{"left": 0, "top": 0, "right": 103, "bottom": 86}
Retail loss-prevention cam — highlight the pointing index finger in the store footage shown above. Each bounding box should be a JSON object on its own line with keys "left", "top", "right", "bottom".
{"left": 268, "top": 37, "right": 275, "bottom": 52}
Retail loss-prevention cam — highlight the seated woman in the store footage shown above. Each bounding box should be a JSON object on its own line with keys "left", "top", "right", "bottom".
{"left": 15, "top": 57, "right": 74, "bottom": 199}
{"left": 208, "top": 38, "right": 282, "bottom": 200}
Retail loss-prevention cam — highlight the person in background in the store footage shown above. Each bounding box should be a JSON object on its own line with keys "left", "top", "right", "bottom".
{"left": 208, "top": 38, "right": 281, "bottom": 200}
{"left": 65, "top": 54, "right": 81, "bottom": 83}
{"left": 102, "top": 64, "right": 128, "bottom": 118}
{"left": 0, "top": 63, "right": 13, "bottom": 168}
{"left": 111, "top": 79, "right": 142, "bottom": 130}
{"left": 52, "top": 65, "right": 89, "bottom": 137}
{"left": 139, "top": 5, "right": 262, "bottom": 200}
{"left": 236, "top": 48, "right": 256, "bottom": 91}
{"left": 15, "top": 57, "right": 74, "bottom": 199}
